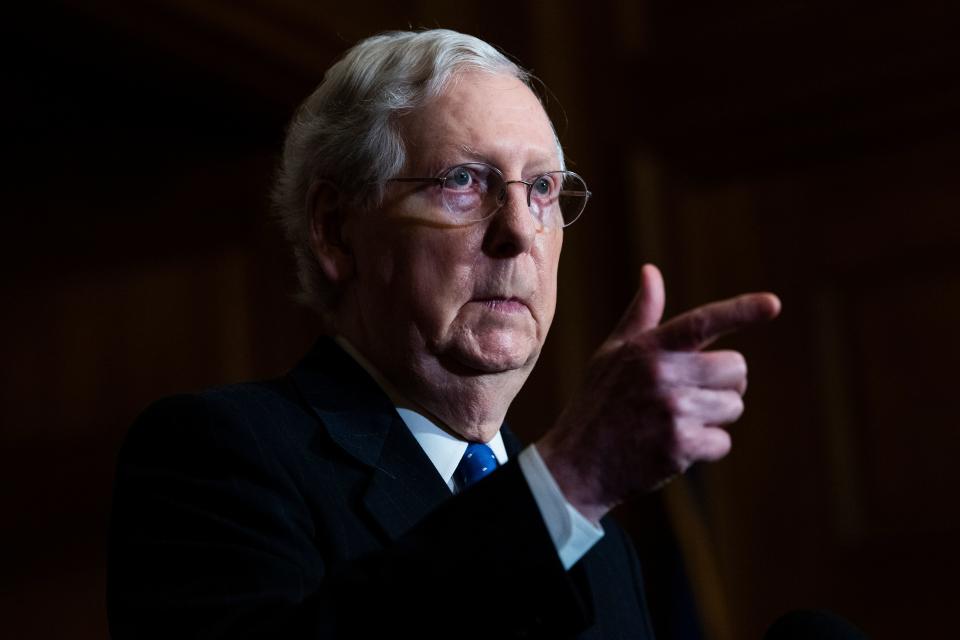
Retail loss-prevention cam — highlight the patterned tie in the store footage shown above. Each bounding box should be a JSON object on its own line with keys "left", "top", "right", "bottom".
{"left": 455, "top": 442, "right": 499, "bottom": 489}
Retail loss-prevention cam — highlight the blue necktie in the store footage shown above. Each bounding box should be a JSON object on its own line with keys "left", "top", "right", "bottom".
{"left": 455, "top": 442, "right": 499, "bottom": 489}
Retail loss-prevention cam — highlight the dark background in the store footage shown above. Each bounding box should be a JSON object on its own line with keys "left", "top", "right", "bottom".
{"left": 3, "top": 1, "right": 960, "bottom": 638}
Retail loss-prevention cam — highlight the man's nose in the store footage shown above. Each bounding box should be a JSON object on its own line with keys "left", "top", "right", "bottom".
{"left": 483, "top": 181, "right": 537, "bottom": 258}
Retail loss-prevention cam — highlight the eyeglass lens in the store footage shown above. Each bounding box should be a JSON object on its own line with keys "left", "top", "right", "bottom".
{"left": 441, "top": 164, "right": 588, "bottom": 227}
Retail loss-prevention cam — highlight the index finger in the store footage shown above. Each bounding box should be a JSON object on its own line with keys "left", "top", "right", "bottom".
{"left": 651, "top": 292, "right": 781, "bottom": 351}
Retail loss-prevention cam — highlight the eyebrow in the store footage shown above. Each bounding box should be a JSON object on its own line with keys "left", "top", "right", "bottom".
{"left": 452, "top": 143, "right": 493, "bottom": 166}
{"left": 440, "top": 143, "right": 559, "bottom": 176}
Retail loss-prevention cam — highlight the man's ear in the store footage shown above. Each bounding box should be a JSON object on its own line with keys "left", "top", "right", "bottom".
{"left": 306, "top": 180, "right": 354, "bottom": 284}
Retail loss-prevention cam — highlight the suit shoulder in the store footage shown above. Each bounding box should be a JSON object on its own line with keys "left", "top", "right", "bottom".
{"left": 123, "top": 378, "right": 312, "bottom": 466}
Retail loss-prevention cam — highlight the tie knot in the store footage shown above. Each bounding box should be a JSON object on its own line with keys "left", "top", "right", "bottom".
{"left": 455, "top": 442, "right": 499, "bottom": 489}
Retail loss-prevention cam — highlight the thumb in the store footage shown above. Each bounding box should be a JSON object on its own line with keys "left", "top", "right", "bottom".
{"left": 614, "top": 263, "right": 665, "bottom": 339}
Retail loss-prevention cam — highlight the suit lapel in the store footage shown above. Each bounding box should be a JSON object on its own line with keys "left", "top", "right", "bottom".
{"left": 361, "top": 417, "right": 453, "bottom": 540}
{"left": 290, "top": 338, "right": 452, "bottom": 541}
{"left": 500, "top": 424, "right": 524, "bottom": 458}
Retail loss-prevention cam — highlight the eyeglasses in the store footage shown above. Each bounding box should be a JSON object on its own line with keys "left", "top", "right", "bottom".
{"left": 387, "top": 163, "right": 591, "bottom": 228}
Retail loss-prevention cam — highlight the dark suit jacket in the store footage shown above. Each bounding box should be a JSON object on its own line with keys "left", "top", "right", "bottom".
{"left": 107, "top": 338, "right": 656, "bottom": 639}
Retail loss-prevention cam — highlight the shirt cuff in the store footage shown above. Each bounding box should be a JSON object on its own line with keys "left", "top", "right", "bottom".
{"left": 517, "top": 444, "right": 604, "bottom": 570}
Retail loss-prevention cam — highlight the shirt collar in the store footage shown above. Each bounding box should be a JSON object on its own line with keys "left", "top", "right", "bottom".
{"left": 398, "top": 407, "right": 508, "bottom": 491}
{"left": 334, "top": 336, "right": 509, "bottom": 490}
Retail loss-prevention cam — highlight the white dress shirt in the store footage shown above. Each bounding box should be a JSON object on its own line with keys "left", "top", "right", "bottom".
{"left": 336, "top": 337, "right": 603, "bottom": 570}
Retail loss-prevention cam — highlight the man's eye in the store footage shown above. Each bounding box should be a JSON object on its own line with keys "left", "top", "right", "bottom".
{"left": 448, "top": 167, "right": 474, "bottom": 188}
{"left": 533, "top": 176, "right": 553, "bottom": 196}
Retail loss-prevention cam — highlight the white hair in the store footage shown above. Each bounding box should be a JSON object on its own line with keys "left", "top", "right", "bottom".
{"left": 272, "top": 29, "right": 557, "bottom": 314}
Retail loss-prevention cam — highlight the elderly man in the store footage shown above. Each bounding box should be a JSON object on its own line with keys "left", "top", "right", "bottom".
{"left": 108, "top": 29, "right": 779, "bottom": 639}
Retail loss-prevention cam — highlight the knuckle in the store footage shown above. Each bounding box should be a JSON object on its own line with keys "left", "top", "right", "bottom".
{"left": 713, "top": 391, "right": 743, "bottom": 423}
{"left": 731, "top": 351, "right": 747, "bottom": 377}
{"left": 658, "top": 387, "right": 687, "bottom": 415}
{"left": 700, "top": 352, "right": 724, "bottom": 381}
{"left": 624, "top": 342, "right": 667, "bottom": 385}
{"left": 671, "top": 423, "right": 702, "bottom": 469}
{"left": 674, "top": 422, "right": 698, "bottom": 449}
{"left": 648, "top": 357, "right": 669, "bottom": 385}
{"left": 712, "top": 350, "right": 746, "bottom": 378}
{"left": 709, "top": 429, "right": 733, "bottom": 459}
{"left": 730, "top": 394, "right": 745, "bottom": 419}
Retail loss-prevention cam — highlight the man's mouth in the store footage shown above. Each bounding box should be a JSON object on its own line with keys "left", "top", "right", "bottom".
{"left": 472, "top": 296, "right": 529, "bottom": 314}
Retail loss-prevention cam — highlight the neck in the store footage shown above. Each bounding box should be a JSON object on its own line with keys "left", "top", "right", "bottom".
{"left": 334, "top": 334, "right": 528, "bottom": 444}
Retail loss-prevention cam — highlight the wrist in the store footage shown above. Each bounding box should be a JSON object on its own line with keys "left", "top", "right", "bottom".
{"left": 536, "top": 434, "right": 613, "bottom": 525}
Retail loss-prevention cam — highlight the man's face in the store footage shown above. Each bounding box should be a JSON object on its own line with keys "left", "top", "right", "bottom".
{"left": 342, "top": 71, "right": 563, "bottom": 385}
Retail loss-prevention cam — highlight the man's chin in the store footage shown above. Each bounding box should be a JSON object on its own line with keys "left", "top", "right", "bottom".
{"left": 440, "top": 338, "right": 538, "bottom": 376}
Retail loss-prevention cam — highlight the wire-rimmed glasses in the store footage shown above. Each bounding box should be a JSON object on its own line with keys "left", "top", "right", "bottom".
{"left": 388, "top": 163, "right": 591, "bottom": 228}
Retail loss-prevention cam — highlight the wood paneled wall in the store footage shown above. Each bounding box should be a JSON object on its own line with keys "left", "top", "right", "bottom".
{"left": 3, "top": 2, "right": 959, "bottom": 638}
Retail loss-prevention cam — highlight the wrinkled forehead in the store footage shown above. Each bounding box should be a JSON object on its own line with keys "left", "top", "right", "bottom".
{"left": 398, "top": 70, "right": 564, "bottom": 176}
